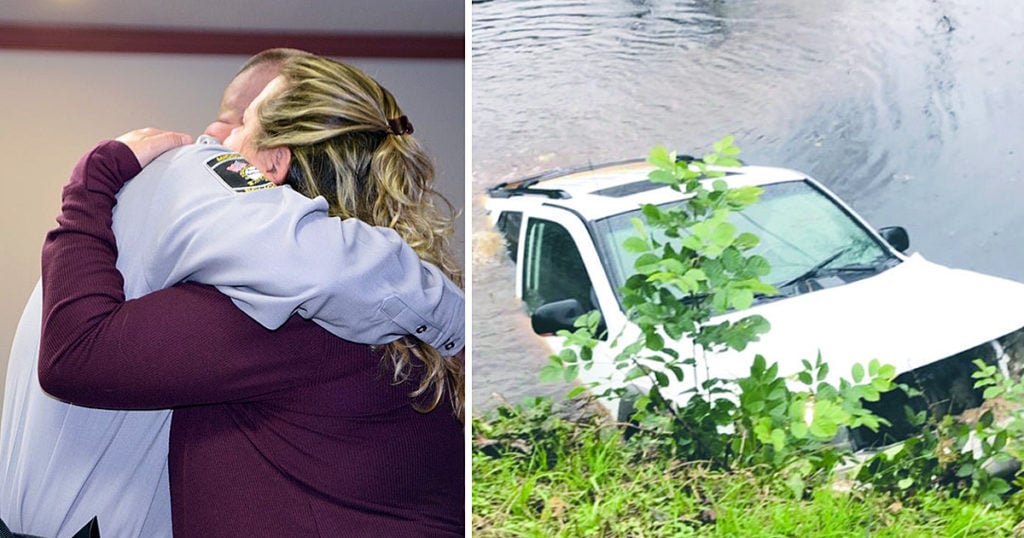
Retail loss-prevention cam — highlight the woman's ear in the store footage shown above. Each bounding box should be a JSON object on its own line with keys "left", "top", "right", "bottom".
{"left": 264, "top": 147, "right": 292, "bottom": 185}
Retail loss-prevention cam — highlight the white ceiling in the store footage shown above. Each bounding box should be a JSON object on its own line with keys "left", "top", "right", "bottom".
{"left": 0, "top": 0, "right": 465, "bottom": 35}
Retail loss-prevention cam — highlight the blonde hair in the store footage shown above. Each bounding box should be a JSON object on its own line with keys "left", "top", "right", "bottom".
{"left": 252, "top": 56, "right": 464, "bottom": 421}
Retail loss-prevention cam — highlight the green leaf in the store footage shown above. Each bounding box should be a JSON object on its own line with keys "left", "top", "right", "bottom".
{"left": 624, "top": 366, "right": 647, "bottom": 382}
{"left": 623, "top": 236, "right": 650, "bottom": 253}
{"left": 660, "top": 258, "right": 688, "bottom": 274}
{"left": 647, "top": 145, "right": 673, "bottom": 169}
{"left": 733, "top": 232, "right": 759, "bottom": 250}
{"left": 752, "top": 354, "right": 767, "bottom": 373}
{"left": 584, "top": 310, "right": 603, "bottom": 329}
{"left": 809, "top": 399, "right": 843, "bottom": 439}
{"left": 645, "top": 331, "right": 665, "bottom": 351}
{"left": 684, "top": 268, "right": 708, "bottom": 282}
{"left": 641, "top": 204, "right": 663, "bottom": 221}
{"left": 721, "top": 248, "right": 743, "bottom": 272}
{"left": 852, "top": 363, "right": 864, "bottom": 384}
{"left": 771, "top": 428, "right": 786, "bottom": 452}
{"left": 993, "top": 430, "right": 1008, "bottom": 451}
{"left": 648, "top": 169, "right": 677, "bottom": 185}
{"left": 726, "top": 186, "right": 763, "bottom": 207}
{"left": 730, "top": 289, "right": 754, "bottom": 311}
{"left": 630, "top": 216, "right": 648, "bottom": 238}
{"left": 681, "top": 235, "right": 703, "bottom": 252}
{"left": 634, "top": 253, "right": 662, "bottom": 273}
{"left": 563, "top": 364, "right": 579, "bottom": 382}
{"left": 817, "top": 362, "right": 830, "bottom": 382}
{"left": 711, "top": 290, "right": 729, "bottom": 313}
{"left": 898, "top": 478, "right": 914, "bottom": 490}
{"left": 566, "top": 386, "right": 588, "bottom": 399}
{"left": 784, "top": 474, "right": 806, "bottom": 500}
{"left": 871, "top": 376, "right": 891, "bottom": 391}
{"left": 717, "top": 157, "right": 742, "bottom": 168}
{"left": 744, "top": 255, "right": 771, "bottom": 277}
{"left": 710, "top": 222, "right": 737, "bottom": 248}
{"left": 539, "top": 362, "right": 564, "bottom": 383}
{"left": 990, "top": 478, "right": 1011, "bottom": 495}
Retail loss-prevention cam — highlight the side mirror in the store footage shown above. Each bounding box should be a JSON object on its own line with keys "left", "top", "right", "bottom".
{"left": 879, "top": 226, "right": 910, "bottom": 253}
{"left": 531, "top": 298, "right": 584, "bottom": 335}
{"left": 531, "top": 298, "right": 607, "bottom": 339}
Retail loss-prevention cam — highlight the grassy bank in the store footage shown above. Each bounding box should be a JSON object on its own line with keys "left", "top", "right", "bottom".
{"left": 472, "top": 399, "right": 1024, "bottom": 537}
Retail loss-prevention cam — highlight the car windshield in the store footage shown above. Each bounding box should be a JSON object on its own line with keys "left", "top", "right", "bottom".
{"left": 594, "top": 180, "right": 895, "bottom": 299}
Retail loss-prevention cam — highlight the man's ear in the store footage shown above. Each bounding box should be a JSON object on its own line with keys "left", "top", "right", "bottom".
{"left": 265, "top": 147, "right": 292, "bottom": 185}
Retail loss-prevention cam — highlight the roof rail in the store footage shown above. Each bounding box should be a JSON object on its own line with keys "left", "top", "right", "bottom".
{"left": 486, "top": 183, "right": 570, "bottom": 199}
{"left": 484, "top": 154, "right": 708, "bottom": 199}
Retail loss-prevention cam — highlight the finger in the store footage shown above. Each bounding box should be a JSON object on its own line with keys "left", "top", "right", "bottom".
{"left": 142, "top": 132, "right": 192, "bottom": 164}
{"left": 117, "top": 130, "right": 194, "bottom": 167}
{"left": 156, "top": 131, "right": 194, "bottom": 148}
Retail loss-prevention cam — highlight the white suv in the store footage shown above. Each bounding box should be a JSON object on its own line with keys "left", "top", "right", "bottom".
{"left": 484, "top": 157, "right": 1024, "bottom": 449}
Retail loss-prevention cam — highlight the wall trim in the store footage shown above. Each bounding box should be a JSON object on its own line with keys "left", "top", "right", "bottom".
{"left": 0, "top": 23, "right": 463, "bottom": 59}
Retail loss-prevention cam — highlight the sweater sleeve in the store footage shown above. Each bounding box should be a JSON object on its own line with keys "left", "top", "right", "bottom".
{"left": 39, "top": 141, "right": 343, "bottom": 409}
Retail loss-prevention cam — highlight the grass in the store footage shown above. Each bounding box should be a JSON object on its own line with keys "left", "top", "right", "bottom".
{"left": 472, "top": 401, "right": 1024, "bottom": 537}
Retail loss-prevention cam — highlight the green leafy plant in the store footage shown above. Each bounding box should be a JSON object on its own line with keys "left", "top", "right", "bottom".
{"left": 858, "top": 358, "right": 1024, "bottom": 506}
{"left": 542, "top": 138, "right": 895, "bottom": 484}
{"left": 735, "top": 355, "right": 894, "bottom": 464}
{"left": 545, "top": 137, "right": 772, "bottom": 407}
{"left": 472, "top": 398, "right": 1022, "bottom": 537}
{"left": 473, "top": 396, "right": 584, "bottom": 469}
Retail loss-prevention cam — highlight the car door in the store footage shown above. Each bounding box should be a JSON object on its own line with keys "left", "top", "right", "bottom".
{"left": 513, "top": 207, "right": 636, "bottom": 394}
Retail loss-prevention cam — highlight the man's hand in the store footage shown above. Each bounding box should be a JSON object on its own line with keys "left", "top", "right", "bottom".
{"left": 115, "top": 128, "right": 193, "bottom": 168}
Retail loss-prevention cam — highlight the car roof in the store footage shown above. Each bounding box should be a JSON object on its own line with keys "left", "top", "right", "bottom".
{"left": 486, "top": 157, "right": 811, "bottom": 222}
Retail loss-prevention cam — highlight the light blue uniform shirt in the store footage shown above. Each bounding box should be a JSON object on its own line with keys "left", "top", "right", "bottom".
{"left": 0, "top": 138, "right": 464, "bottom": 537}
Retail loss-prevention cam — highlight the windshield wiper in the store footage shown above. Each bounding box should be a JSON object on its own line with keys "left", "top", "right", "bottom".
{"left": 778, "top": 247, "right": 849, "bottom": 289}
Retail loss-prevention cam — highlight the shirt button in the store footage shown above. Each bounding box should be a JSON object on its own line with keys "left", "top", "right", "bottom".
{"left": 416, "top": 325, "right": 427, "bottom": 334}
{"left": 444, "top": 342, "right": 455, "bottom": 350}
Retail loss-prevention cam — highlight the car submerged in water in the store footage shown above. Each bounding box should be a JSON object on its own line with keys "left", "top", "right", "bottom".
{"left": 484, "top": 157, "right": 1024, "bottom": 450}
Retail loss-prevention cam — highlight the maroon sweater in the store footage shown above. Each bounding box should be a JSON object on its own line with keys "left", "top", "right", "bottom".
{"left": 39, "top": 141, "right": 464, "bottom": 537}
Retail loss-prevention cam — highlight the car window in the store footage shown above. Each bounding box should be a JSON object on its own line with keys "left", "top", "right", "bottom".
{"left": 596, "top": 180, "right": 893, "bottom": 295}
{"left": 730, "top": 182, "right": 887, "bottom": 283}
{"left": 522, "top": 217, "right": 597, "bottom": 315}
{"left": 495, "top": 211, "right": 523, "bottom": 262}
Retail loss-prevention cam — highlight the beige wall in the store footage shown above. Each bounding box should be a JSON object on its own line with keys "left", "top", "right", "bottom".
{"left": 0, "top": 50, "right": 465, "bottom": 407}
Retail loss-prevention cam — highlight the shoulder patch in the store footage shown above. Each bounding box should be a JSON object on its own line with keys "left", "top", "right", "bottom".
{"left": 204, "top": 153, "right": 276, "bottom": 193}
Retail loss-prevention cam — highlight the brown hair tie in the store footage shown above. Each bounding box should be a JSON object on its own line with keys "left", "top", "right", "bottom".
{"left": 386, "top": 115, "right": 414, "bottom": 136}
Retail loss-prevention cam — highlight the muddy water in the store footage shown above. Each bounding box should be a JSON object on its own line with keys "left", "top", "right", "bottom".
{"left": 471, "top": 0, "right": 1024, "bottom": 412}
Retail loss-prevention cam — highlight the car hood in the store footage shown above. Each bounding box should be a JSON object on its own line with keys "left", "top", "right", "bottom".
{"left": 704, "top": 253, "right": 1024, "bottom": 382}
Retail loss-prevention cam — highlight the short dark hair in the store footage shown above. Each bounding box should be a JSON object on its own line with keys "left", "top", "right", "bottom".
{"left": 236, "top": 48, "right": 312, "bottom": 76}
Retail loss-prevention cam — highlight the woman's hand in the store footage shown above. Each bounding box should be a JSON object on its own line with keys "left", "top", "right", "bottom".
{"left": 115, "top": 128, "right": 193, "bottom": 168}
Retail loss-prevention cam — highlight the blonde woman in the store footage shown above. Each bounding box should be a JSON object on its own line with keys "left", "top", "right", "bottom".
{"left": 239, "top": 55, "right": 465, "bottom": 420}
{"left": 38, "top": 55, "right": 463, "bottom": 537}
